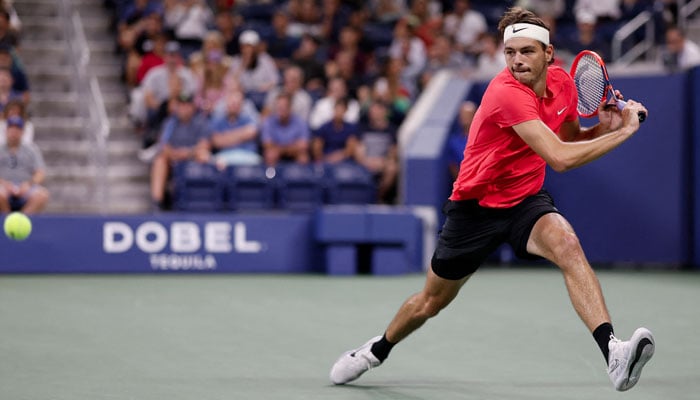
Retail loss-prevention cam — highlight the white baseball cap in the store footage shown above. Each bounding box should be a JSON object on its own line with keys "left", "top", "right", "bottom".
{"left": 239, "top": 30, "right": 260, "bottom": 46}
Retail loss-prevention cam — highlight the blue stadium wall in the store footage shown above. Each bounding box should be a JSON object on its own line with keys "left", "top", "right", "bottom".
{"left": 402, "top": 68, "right": 697, "bottom": 268}
{"left": 2, "top": 68, "right": 700, "bottom": 273}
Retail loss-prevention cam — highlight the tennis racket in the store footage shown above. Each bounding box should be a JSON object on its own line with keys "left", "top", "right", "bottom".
{"left": 570, "top": 50, "right": 646, "bottom": 122}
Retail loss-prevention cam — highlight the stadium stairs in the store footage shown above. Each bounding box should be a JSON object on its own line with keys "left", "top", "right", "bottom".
{"left": 16, "top": 0, "right": 150, "bottom": 214}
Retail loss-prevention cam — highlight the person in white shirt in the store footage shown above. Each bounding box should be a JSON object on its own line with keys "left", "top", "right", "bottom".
{"left": 662, "top": 25, "right": 700, "bottom": 71}
{"left": 308, "top": 77, "right": 360, "bottom": 130}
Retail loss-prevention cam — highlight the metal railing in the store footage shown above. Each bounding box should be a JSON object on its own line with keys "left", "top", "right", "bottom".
{"left": 611, "top": 11, "right": 656, "bottom": 66}
{"left": 679, "top": 0, "right": 700, "bottom": 31}
{"left": 59, "top": 0, "right": 111, "bottom": 212}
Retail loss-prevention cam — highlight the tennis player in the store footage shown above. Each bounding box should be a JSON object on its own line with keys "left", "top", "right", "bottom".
{"left": 330, "top": 7, "right": 654, "bottom": 392}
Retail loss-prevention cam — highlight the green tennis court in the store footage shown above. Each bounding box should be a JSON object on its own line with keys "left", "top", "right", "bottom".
{"left": 1, "top": 267, "right": 698, "bottom": 400}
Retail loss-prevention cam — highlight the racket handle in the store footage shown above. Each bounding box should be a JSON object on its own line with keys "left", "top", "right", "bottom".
{"left": 616, "top": 99, "right": 646, "bottom": 123}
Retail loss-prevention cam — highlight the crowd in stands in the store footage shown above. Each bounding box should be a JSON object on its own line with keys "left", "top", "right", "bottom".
{"left": 0, "top": 0, "right": 49, "bottom": 215}
{"left": 106, "top": 0, "right": 700, "bottom": 211}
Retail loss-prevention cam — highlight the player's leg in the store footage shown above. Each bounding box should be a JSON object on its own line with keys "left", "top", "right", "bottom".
{"left": 329, "top": 268, "right": 471, "bottom": 385}
{"left": 525, "top": 211, "right": 654, "bottom": 391}
{"left": 330, "top": 199, "right": 504, "bottom": 385}
{"left": 384, "top": 268, "right": 471, "bottom": 344}
{"left": 526, "top": 212, "right": 609, "bottom": 331}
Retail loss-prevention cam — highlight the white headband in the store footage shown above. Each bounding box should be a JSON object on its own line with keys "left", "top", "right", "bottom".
{"left": 503, "top": 23, "right": 550, "bottom": 46}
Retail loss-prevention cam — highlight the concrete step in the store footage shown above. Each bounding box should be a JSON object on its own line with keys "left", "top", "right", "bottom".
{"left": 32, "top": 116, "right": 136, "bottom": 141}
{"left": 42, "top": 183, "right": 150, "bottom": 214}
{"left": 46, "top": 163, "right": 149, "bottom": 181}
{"left": 32, "top": 91, "right": 128, "bottom": 117}
{"left": 13, "top": 1, "right": 59, "bottom": 18}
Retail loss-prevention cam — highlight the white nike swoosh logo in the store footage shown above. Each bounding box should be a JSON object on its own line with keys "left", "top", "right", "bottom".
{"left": 557, "top": 106, "right": 567, "bottom": 115}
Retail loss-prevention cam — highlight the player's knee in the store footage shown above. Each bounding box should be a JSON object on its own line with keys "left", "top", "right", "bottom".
{"left": 417, "top": 294, "right": 449, "bottom": 319}
{"left": 550, "top": 230, "right": 584, "bottom": 263}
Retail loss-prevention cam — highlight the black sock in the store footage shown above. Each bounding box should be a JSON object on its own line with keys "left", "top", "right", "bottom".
{"left": 370, "top": 334, "right": 395, "bottom": 362}
{"left": 593, "top": 322, "right": 615, "bottom": 365}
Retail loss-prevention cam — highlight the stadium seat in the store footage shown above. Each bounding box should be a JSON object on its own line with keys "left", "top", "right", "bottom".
{"left": 276, "top": 163, "right": 325, "bottom": 211}
{"left": 172, "top": 161, "right": 225, "bottom": 212}
{"left": 325, "top": 162, "right": 376, "bottom": 205}
{"left": 224, "top": 165, "right": 276, "bottom": 210}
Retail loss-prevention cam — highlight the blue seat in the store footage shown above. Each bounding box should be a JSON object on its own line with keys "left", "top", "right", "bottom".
{"left": 325, "top": 162, "right": 376, "bottom": 205}
{"left": 276, "top": 163, "right": 325, "bottom": 210}
{"left": 172, "top": 161, "right": 225, "bottom": 212}
{"left": 224, "top": 165, "right": 276, "bottom": 210}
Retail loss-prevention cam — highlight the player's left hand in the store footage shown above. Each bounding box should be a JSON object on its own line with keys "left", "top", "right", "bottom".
{"left": 597, "top": 90, "right": 624, "bottom": 132}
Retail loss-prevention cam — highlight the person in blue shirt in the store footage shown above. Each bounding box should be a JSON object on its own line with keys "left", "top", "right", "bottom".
{"left": 446, "top": 101, "right": 477, "bottom": 180}
{"left": 261, "top": 92, "right": 310, "bottom": 166}
{"left": 209, "top": 89, "right": 262, "bottom": 169}
{"left": 149, "top": 91, "right": 211, "bottom": 209}
{"left": 312, "top": 98, "right": 358, "bottom": 164}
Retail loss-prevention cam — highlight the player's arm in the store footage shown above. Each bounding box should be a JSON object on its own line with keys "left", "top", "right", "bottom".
{"left": 513, "top": 101, "right": 644, "bottom": 172}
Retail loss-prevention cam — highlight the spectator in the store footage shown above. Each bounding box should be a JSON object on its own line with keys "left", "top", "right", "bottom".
{"left": 420, "top": 33, "right": 468, "bottom": 90}
{"left": 368, "top": 0, "right": 407, "bottom": 24}
{"left": 189, "top": 30, "right": 233, "bottom": 77}
{"left": 209, "top": 89, "right": 262, "bottom": 169}
{"left": 267, "top": 8, "right": 301, "bottom": 69}
{"left": 190, "top": 31, "right": 233, "bottom": 116}
{"left": 0, "top": 8, "right": 19, "bottom": 50}
{"left": 0, "top": 44, "right": 28, "bottom": 104}
{"left": 388, "top": 15, "right": 427, "bottom": 90}
{"left": 312, "top": 97, "right": 359, "bottom": 164}
{"left": 149, "top": 91, "right": 212, "bottom": 210}
{"left": 213, "top": 8, "right": 242, "bottom": 56}
{"left": 0, "top": 66, "right": 21, "bottom": 112}
{"left": 227, "top": 30, "right": 280, "bottom": 110}
{"left": 407, "top": 0, "right": 443, "bottom": 50}
{"left": 162, "top": 0, "right": 214, "bottom": 59}
{"left": 309, "top": 76, "right": 360, "bottom": 130}
{"left": 446, "top": 101, "right": 476, "bottom": 180}
{"left": 262, "top": 65, "right": 313, "bottom": 121}
{"left": 369, "top": 57, "right": 413, "bottom": 126}
{"left": 319, "top": 0, "right": 352, "bottom": 45}
{"left": 118, "top": 4, "right": 164, "bottom": 87}
{"left": 210, "top": 78, "right": 261, "bottom": 125}
{"left": 660, "top": 25, "right": 700, "bottom": 71}
{"left": 0, "top": 98, "right": 32, "bottom": 146}
{"left": 515, "top": 0, "right": 565, "bottom": 37}
{"left": 261, "top": 93, "right": 311, "bottom": 166}
{"left": 354, "top": 101, "right": 398, "bottom": 204}
{"left": 451, "top": 0, "right": 487, "bottom": 58}
{"left": 574, "top": 0, "right": 621, "bottom": 24}
{"left": 475, "top": 32, "right": 507, "bottom": 79}
{"left": 135, "top": 31, "right": 167, "bottom": 86}
{"left": 0, "top": 1, "right": 20, "bottom": 33}
{"left": 560, "top": 11, "right": 612, "bottom": 62}
{"left": 138, "top": 41, "right": 197, "bottom": 146}
{"left": 329, "top": 25, "right": 371, "bottom": 77}
{"left": 0, "top": 116, "right": 49, "bottom": 214}
{"left": 287, "top": 0, "right": 324, "bottom": 38}
{"left": 291, "top": 33, "right": 327, "bottom": 95}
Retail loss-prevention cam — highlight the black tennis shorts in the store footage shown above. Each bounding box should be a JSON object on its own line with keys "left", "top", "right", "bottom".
{"left": 431, "top": 189, "right": 561, "bottom": 280}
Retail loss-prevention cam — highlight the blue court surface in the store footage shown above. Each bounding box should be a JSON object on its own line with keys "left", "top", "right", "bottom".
{"left": 0, "top": 267, "right": 697, "bottom": 400}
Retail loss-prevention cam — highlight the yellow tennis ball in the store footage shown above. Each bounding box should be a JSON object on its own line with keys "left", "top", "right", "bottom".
{"left": 4, "top": 212, "right": 32, "bottom": 241}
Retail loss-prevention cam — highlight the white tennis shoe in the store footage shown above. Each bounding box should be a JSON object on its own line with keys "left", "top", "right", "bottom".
{"left": 607, "top": 327, "right": 655, "bottom": 391}
{"left": 330, "top": 336, "right": 383, "bottom": 384}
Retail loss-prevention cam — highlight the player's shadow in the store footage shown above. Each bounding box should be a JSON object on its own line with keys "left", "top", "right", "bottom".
{"left": 330, "top": 378, "right": 605, "bottom": 399}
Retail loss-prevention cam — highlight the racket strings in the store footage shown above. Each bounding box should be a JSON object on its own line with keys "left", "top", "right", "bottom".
{"left": 573, "top": 55, "right": 606, "bottom": 115}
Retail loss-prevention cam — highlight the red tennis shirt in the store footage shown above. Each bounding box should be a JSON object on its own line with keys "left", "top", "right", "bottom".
{"left": 450, "top": 65, "right": 579, "bottom": 208}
